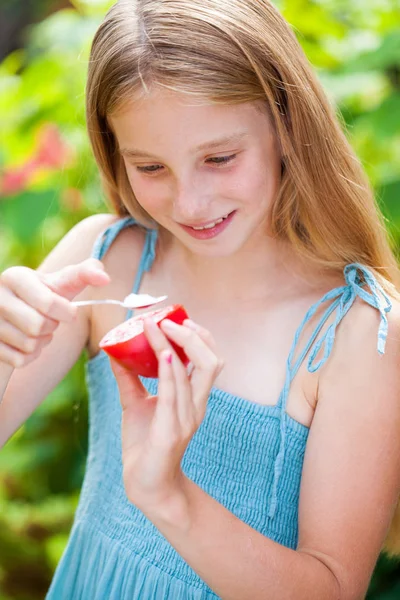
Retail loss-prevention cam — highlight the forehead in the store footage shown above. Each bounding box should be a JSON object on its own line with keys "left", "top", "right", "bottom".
{"left": 108, "top": 87, "right": 273, "bottom": 150}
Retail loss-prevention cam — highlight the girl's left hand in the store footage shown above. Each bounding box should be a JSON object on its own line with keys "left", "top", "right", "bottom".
{"left": 110, "top": 317, "right": 224, "bottom": 516}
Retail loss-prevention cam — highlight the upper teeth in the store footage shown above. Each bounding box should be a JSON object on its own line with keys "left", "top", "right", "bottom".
{"left": 192, "top": 214, "right": 229, "bottom": 230}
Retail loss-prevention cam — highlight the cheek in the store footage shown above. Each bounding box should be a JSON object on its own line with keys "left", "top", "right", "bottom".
{"left": 253, "top": 146, "right": 281, "bottom": 198}
{"left": 126, "top": 170, "right": 170, "bottom": 212}
{"left": 228, "top": 158, "right": 279, "bottom": 206}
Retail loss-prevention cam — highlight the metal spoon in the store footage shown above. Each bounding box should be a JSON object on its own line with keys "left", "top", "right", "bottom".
{"left": 72, "top": 293, "right": 168, "bottom": 310}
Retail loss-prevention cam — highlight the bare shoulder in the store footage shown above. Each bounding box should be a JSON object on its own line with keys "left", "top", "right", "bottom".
{"left": 64, "top": 212, "right": 148, "bottom": 269}
{"left": 321, "top": 293, "right": 400, "bottom": 392}
{"left": 98, "top": 215, "right": 148, "bottom": 275}
{"left": 316, "top": 292, "right": 400, "bottom": 433}
{"left": 86, "top": 213, "right": 148, "bottom": 300}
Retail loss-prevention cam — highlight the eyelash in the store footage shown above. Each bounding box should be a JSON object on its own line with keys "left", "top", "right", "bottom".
{"left": 135, "top": 154, "right": 237, "bottom": 174}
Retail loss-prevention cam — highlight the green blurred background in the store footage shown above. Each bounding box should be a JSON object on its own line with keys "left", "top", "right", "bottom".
{"left": 0, "top": 0, "right": 400, "bottom": 598}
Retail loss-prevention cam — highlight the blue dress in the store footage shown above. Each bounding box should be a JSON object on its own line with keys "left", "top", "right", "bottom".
{"left": 46, "top": 216, "right": 392, "bottom": 599}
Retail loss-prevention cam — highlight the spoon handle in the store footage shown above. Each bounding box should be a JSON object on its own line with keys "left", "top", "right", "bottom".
{"left": 72, "top": 299, "right": 124, "bottom": 307}
{"left": 72, "top": 294, "right": 168, "bottom": 309}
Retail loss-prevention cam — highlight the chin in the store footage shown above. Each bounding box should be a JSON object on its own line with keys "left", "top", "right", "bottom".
{"left": 184, "top": 236, "right": 245, "bottom": 258}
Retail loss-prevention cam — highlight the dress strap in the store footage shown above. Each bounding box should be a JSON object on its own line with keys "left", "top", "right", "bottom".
{"left": 91, "top": 216, "right": 159, "bottom": 320}
{"left": 267, "top": 263, "right": 392, "bottom": 520}
{"left": 91, "top": 216, "right": 134, "bottom": 261}
{"left": 125, "top": 226, "right": 158, "bottom": 320}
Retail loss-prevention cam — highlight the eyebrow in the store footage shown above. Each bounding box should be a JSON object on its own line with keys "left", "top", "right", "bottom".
{"left": 119, "top": 131, "right": 249, "bottom": 159}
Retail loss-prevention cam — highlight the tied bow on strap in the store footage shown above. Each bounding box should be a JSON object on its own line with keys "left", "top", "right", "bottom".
{"left": 267, "top": 263, "right": 392, "bottom": 522}
{"left": 307, "top": 263, "right": 392, "bottom": 373}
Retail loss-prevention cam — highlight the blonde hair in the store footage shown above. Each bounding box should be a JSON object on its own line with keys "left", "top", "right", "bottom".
{"left": 86, "top": 0, "right": 400, "bottom": 552}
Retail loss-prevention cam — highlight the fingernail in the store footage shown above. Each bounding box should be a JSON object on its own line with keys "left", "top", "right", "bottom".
{"left": 165, "top": 351, "right": 173, "bottom": 364}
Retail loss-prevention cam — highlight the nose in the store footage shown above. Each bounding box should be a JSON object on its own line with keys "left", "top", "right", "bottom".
{"left": 173, "top": 175, "right": 212, "bottom": 221}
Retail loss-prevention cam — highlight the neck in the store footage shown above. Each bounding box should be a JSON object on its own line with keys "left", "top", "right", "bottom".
{"left": 157, "top": 228, "right": 321, "bottom": 309}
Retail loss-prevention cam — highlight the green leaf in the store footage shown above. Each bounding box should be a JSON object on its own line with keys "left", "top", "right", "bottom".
{"left": 356, "top": 93, "right": 400, "bottom": 139}
{"left": 379, "top": 179, "right": 400, "bottom": 224}
{"left": 0, "top": 49, "right": 25, "bottom": 76}
{"left": 318, "top": 70, "right": 387, "bottom": 106}
{"left": 343, "top": 30, "right": 400, "bottom": 73}
{"left": 29, "top": 9, "right": 101, "bottom": 55}
{"left": 69, "top": 0, "right": 115, "bottom": 17}
{"left": 0, "top": 189, "right": 61, "bottom": 243}
{"left": 45, "top": 533, "right": 70, "bottom": 569}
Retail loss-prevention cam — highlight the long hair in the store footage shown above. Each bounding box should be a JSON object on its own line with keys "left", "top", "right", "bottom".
{"left": 85, "top": 0, "right": 400, "bottom": 554}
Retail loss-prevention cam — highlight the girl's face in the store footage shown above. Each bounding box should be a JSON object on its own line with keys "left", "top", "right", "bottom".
{"left": 109, "top": 88, "right": 282, "bottom": 257}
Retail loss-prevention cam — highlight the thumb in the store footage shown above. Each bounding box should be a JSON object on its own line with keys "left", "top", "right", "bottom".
{"left": 110, "top": 358, "right": 149, "bottom": 408}
{"left": 40, "top": 258, "right": 111, "bottom": 300}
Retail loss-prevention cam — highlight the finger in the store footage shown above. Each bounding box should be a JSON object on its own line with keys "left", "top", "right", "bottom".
{"left": 1, "top": 266, "right": 75, "bottom": 322}
{"left": 183, "top": 319, "right": 224, "bottom": 381}
{"left": 0, "top": 319, "right": 52, "bottom": 354}
{"left": 144, "top": 318, "right": 194, "bottom": 423}
{"left": 0, "top": 340, "right": 28, "bottom": 368}
{"left": 143, "top": 317, "right": 174, "bottom": 353}
{"left": 0, "top": 334, "right": 52, "bottom": 369}
{"left": 0, "top": 288, "right": 59, "bottom": 337}
{"left": 170, "top": 349, "right": 201, "bottom": 433}
{"left": 40, "top": 258, "right": 110, "bottom": 301}
{"left": 109, "top": 358, "right": 148, "bottom": 409}
{"left": 160, "top": 319, "right": 222, "bottom": 373}
{"left": 21, "top": 334, "right": 53, "bottom": 363}
{"left": 159, "top": 319, "right": 223, "bottom": 413}
{"left": 17, "top": 337, "right": 53, "bottom": 368}
{"left": 144, "top": 318, "right": 193, "bottom": 374}
{"left": 183, "top": 319, "right": 218, "bottom": 352}
{"left": 151, "top": 319, "right": 211, "bottom": 428}
{"left": 150, "top": 350, "right": 180, "bottom": 446}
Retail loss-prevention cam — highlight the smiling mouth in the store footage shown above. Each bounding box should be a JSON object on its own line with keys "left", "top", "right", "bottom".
{"left": 180, "top": 212, "right": 233, "bottom": 230}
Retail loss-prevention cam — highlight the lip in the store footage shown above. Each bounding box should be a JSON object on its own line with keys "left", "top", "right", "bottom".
{"left": 178, "top": 213, "right": 231, "bottom": 228}
{"left": 178, "top": 210, "right": 236, "bottom": 240}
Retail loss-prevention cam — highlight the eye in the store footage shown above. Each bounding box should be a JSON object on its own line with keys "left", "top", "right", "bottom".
{"left": 206, "top": 154, "right": 237, "bottom": 166}
{"left": 136, "top": 164, "right": 164, "bottom": 174}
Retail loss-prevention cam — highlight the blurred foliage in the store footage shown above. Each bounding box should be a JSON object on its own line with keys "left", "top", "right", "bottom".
{"left": 0, "top": 0, "right": 400, "bottom": 598}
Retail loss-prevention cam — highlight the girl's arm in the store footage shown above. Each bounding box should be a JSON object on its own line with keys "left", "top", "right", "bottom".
{"left": 140, "top": 300, "right": 400, "bottom": 600}
{"left": 0, "top": 363, "right": 14, "bottom": 404}
{"left": 0, "top": 213, "right": 117, "bottom": 447}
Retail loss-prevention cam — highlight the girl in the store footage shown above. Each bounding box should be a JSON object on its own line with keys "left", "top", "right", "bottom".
{"left": 1, "top": 0, "right": 400, "bottom": 597}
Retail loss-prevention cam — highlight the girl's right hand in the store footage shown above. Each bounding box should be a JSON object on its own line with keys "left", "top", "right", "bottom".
{"left": 0, "top": 258, "right": 110, "bottom": 369}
